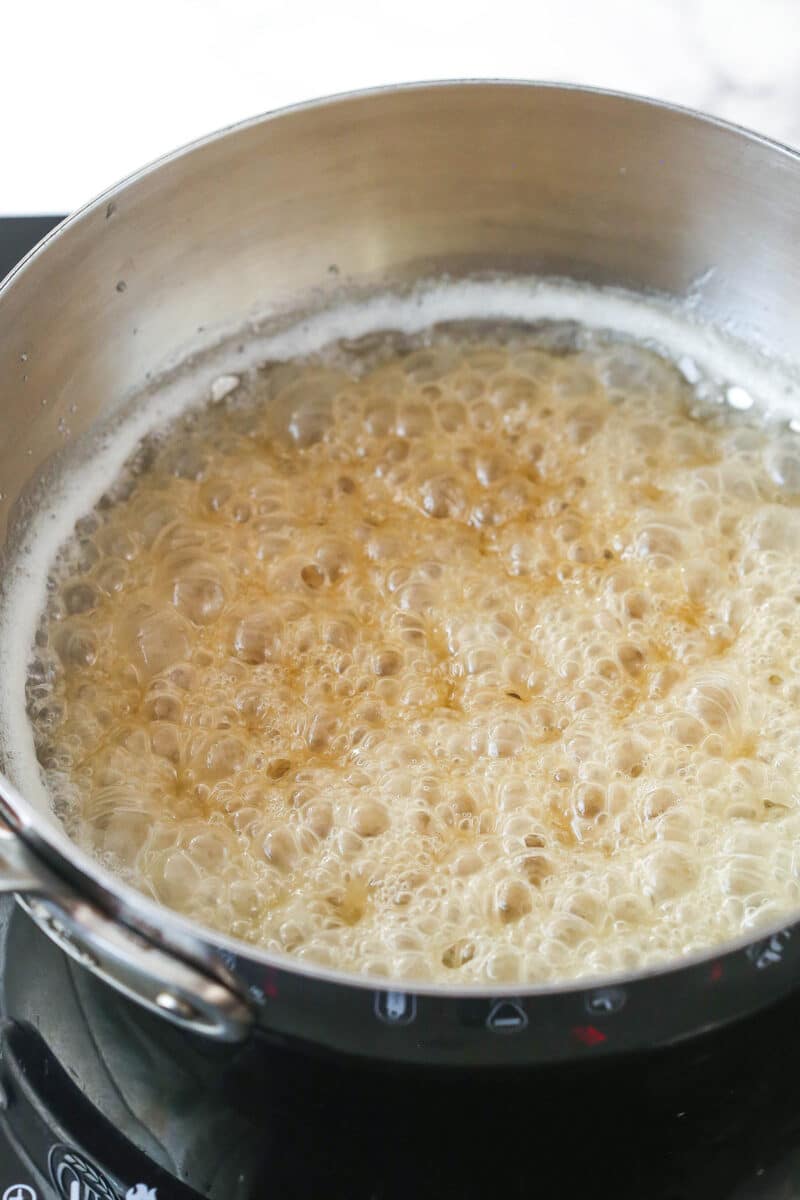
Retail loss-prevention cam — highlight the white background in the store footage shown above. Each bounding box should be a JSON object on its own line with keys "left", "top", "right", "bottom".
{"left": 3, "top": 0, "right": 800, "bottom": 214}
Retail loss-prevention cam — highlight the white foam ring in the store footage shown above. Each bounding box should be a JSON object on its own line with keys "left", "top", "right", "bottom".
{"left": 2, "top": 275, "right": 800, "bottom": 985}
{"left": 2, "top": 274, "right": 798, "bottom": 814}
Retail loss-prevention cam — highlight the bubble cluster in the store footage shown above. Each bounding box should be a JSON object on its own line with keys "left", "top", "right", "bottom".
{"left": 25, "top": 321, "right": 800, "bottom": 984}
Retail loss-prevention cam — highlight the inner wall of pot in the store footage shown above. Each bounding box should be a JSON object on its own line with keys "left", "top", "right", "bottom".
{"left": 2, "top": 82, "right": 800, "bottom": 828}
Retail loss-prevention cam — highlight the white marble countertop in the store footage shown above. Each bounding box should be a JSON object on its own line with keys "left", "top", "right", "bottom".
{"left": 2, "top": 0, "right": 799, "bottom": 214}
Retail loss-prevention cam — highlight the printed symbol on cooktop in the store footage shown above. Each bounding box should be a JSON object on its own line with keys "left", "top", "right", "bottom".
{"left": 48, "top": 1145, "right": 117, "bottom": 1200}
{"left": 486, "top": 999, "right": 528, "bottom": 1033}
{"left": 3, "top": 1185, "right": 38, "bottom": 1200}
{"left": 747, "top": 929, "right": 792, "bottom": 970}
{"left": 374, "top": 990, "right": 417, "bottom": 1025}
{"left": 584, "top": 987, "right": 627, "bottom": 1016}
{"left": 125, "top": 1186, "right": 158, "bottom": 1200}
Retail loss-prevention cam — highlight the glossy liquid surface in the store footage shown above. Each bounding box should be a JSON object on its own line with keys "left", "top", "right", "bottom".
{"left": 27, "top": 324, "right": 800, "bottom": 983}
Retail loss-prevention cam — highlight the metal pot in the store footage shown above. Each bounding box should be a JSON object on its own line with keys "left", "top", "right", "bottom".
{"left": 2, "top": 82, "right": 800, "bottom": 1067}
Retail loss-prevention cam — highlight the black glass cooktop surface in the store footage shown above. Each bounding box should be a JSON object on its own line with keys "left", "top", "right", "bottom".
{"left": 5, "top": 891, "right": 800, "bottom": 1200}
{"left": 0, "top": 217, "right": 64, "bottom": 280}
{"left": 3, "top": 217, "right": 800, "bottom": 1200}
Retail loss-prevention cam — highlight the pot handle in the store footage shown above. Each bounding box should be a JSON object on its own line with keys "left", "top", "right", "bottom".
{"left": 0, "top": 823, "right": 253, "bottom": 1042}
{"left": 0, "top": 820, "right": 45, "bottom": 891}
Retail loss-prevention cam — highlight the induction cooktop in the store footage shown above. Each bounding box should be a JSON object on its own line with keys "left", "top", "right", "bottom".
{"left": 2, "top": 218, "right": 800, "bottom": 1200}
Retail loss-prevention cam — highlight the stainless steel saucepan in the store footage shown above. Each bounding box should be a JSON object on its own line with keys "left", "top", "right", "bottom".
{"left": 2, "top": 82, "right": 800, "bottom": 1067}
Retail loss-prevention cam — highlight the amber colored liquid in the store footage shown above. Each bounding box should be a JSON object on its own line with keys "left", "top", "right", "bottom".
{"left": 26, "top": 325, "right": 800, "bottom": 984}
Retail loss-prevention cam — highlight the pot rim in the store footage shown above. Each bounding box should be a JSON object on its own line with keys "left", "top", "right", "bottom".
{"left": 4, "top": 76, "right": 800, "bottom": 299}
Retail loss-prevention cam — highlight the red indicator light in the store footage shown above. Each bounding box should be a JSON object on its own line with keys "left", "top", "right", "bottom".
{"left": 263, "top": 968, "right": 279, "bottom": 999}
{"left": 709, "top": 962, "right": 723, "bottom": 983}
{"left": 572, "top": 1024, "right": 607, "bottom": 1047}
